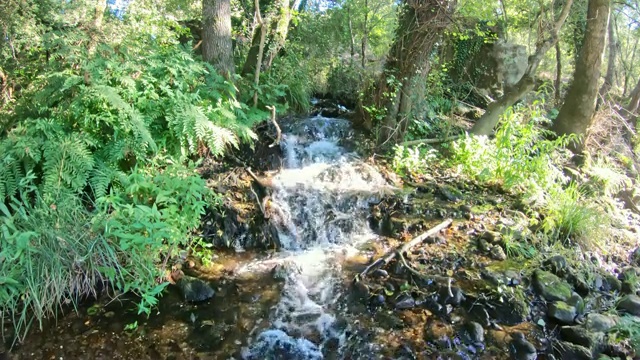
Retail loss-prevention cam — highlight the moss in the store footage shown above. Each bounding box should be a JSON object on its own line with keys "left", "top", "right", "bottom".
{"left": 533, "top": 270, "right": 573, "bottom": 302}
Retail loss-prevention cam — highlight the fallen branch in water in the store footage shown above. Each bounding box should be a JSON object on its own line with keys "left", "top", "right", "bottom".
{"left": 266, "top": 105, "right": 281, "bottom": 148}
{"left": 401, "top": 135, "right": 462, "bottom": 147}
{"left": 360, "top": 218, "right": 453, "bottom": 277}
{"left": 245, "top": 167, "right": 274, "bottom": 189}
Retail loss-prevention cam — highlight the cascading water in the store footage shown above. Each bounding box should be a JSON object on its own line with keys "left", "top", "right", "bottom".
{"left": 240, "top": 116, "right": 394, "bottom": 359}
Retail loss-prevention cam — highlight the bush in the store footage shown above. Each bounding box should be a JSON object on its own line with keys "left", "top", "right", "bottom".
{"left": 392, "top": 144, "right": 439, "bottom": 178}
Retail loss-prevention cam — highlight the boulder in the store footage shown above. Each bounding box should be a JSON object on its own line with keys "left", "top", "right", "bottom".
{"left": 560, "top": 325, "right": 604, "bottom": 349}
{"left": 509, "top": 332, "right": 537, "bottom": 360}
{"left": 617, "top": 294, "right": 640, "bottom": 316}
{"left": 176, "top": 276, "right": 215, "bottom": 302}
{"left": 533, "top": 270, "right": 573, "bottom": 302}
{"left": 461, "top": 321, "right": 484, "bottom": 345}
{"left": 489, "top": 245, "right": 507, "bottom": 261}
{"left": 553, "top": 340, "right": 592, "bottom": 360}
{"left": 585, "top": 313, "right": 618, "bottom": 332}
{"left": 543, "top": 255, "right": 568, "bottom": 276}
{"left": 548, "top": 301, "right": 577, "bottom": 325}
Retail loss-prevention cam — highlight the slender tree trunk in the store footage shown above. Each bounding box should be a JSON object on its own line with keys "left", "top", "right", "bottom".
{"left": 599, "top": 13, "right": 616, "bottom": 99}
{"left": 361, "top": 0, "right": 369, "bottom": 69}
{"left": 253, "top": 0, "right": 267, "bottom": 107}
{"left": 203, "top": 0, "right": 235, "bottom": 79}
{"left": 365, "top": 0, "right": 455, "bottom": 146}
{"left": 555, "top": 41, "right": 562, "bottom": 105}
{"left": 626, "top": 78, "right": 640, "bottom": 116}
{"left": 622, "top": 36, "right": 638, "bottom": 97}
{"left": 470, "top": 0, "right": 573, "bottom": 135}
{"left": 348, "top": 5, "right": 356, "bottom": 61}
{"left": 552, "top": 0, "right": 610, "bottom": 150}
{"left": 265, "top": 0, "right": 292, "bottom": 69}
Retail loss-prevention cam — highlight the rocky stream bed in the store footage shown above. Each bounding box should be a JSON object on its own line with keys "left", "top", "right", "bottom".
{"left": 3, "top": 110, "right": 640, "bottom": 360}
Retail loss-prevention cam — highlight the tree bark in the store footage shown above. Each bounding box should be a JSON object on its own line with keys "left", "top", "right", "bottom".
{"left": 265, "top": 0, "right": 292, "bottom": 69}
{"left": 253, "top": 0, "right": 267, "bottom": 107}
{"left": 626, "top": 78, "right": 640, "bottom": 116}
{"left": 470, "top": 0, "right": 573, "bottom": 135}
{"left": 203, "top": 0, "right": 235, "bottom": 79}
{"left": 552, "top": 0, "right": 610, "bottom": 151}
{"left": 555, "top": 41, "right": 562, "bottom": 105}
{"left": 361, "top": 0, "right": 369, "bottom": 69}
{"left": 598, "top": 12, "right": 617, "bottom": 100}
{"left": 366, "top": 0, "right": 456, "bottom": 146}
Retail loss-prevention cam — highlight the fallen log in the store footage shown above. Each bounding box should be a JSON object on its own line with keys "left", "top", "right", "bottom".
{"left": 360, "top": 218, "right": 453, "bottom": 278}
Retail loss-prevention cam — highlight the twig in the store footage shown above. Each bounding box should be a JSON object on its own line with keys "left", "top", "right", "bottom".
{"left": 401, "top": 135, "right": 462, "bottom": 147}
{"left": 360, "top": 218, "right": 453, "bottom": 277}
{"left": 245, "top": 167, "right": 273, "bottom": 189}
{"left": 250, "top": 186, "right": 268, "bottom": 218}
{"left": 266, "top": 105, "right": 281, "bottom": 148}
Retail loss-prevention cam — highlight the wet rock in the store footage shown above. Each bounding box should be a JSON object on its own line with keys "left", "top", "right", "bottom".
{"left": 567, "top": 293, "right": 585, "bottom": 315}
{"left": 598, "top": 273, "right": 622, "bottom": 292}
{"left": 567, "top": 272, "right": 590, "bottom": 296}
{"left": 560, "top": 325, "right": 604, "bottom": 349}
{"left": 439, "top": 284, "right": 465, "bottom": 306}
{"left": 481, "top": 231, "right": 501, "bottom": 243}
{"left": 509, "top": 332, "right": 536, "bottom": 360}
{"left": 543, "top": 255, "right": 568, "bottom": 276}
{"left": 395, "top": 295, "right": 416, "bottom": 310}
{"left": 244, "top": 329, "right": 322, "bottom": 360}
{"left": 352, "top": 280, "right": 370, "bottom": 301}
{"left": 533, "top": 270, "right": 572, "bottom": 302}
{"left": 461, "top": 321, "right": 484, "bottom": 345}
{"left": 548, "top": 301, "right": 577, "bottom": 324}
{"left": 618, "top": 267, "right": 640, "bottom": 294}
{"left": 489, "top": 245, "right": 507, "bottom": 261}
{"left": 478, "top": 239, "right": 491, "bottom": 252}
{"left": 616, "top": 294, "right": 640, "bottom": 316}
{"left": 272, "top": 261, "right": 301, "bottom": 281}
{"left": 439, "top": 185, "right": 463, "bottom": 202}
{"left": 630, "top": 247, "right": 640, "bottom": 267}
{"left": 371, "top": 269, "right": 389, "bottom": 278}
{"left": 553, "top": 340, "right": 592, "bottom": 360}
{"left": 585, "top": 313, "right": 617, "bottom": 332}
{"left": 372, "top": 294, "right": 386, "bottom": 306}
{"left": 176, "top": 276, "right": 215, "bottom": 302}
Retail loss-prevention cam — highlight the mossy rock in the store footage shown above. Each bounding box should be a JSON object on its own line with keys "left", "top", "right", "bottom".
{"left": 533, "top": 270, "right": 573, "bottom": 302}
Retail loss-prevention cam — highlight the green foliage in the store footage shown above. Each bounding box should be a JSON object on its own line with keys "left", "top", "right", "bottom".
{"left": 450, "top": 100, "right": 607, "bottom": 246}
{"left": 391, "top": 144, "right": 438, "bottom": 177}
{"left": 609, "top": 315, "right": 640, "bottom": 355}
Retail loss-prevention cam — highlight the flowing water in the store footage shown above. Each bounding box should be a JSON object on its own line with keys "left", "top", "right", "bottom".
{"left": 239, "top": 116, "right": 394, "bottom": 359}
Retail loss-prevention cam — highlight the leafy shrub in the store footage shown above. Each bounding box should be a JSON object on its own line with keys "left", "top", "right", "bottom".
{"left": 0, "top": 159, "right": 213, "bottom": 342}
{"left": 326, "top": 62, "right": 365, "bottom": 106}
{"left": 392, "top": 144, "right": 438, "bottom": 177}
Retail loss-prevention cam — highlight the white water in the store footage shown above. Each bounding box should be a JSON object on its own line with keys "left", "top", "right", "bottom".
{"left": 242, "top": 117, "right": 394, "bottom": 359}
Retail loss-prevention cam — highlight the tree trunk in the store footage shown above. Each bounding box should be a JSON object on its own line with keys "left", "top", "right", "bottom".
{"left": 203, "top": 0, "right": 235, "bottom": 79}
{"left": 361, "top": 0, "right": 369, "bottom": 69}
{"left": 366, "top": 0, "right": 455, "bottom": 146}
{"left": 253, "top": 0, "right": 267, "bottom": 107}
{"left": 626, "top": 78, "right": 640, "bottom": 116}
{"left": 265, "top": 0, "right": 292, "bottom": 69}
{"left": 348, "top": 5, "right": 355, "bottom": 61}
{"left": 555, "top": 41, "right": 562, "bottom": 105}
{"left": 598, "top": 13, "right": 616, "bottom": 99}
{"left": 470, "top": 0, "right": 573, "bottom": 135}
{"left": 552, "top": 0, "right": 610, "bottom": 150}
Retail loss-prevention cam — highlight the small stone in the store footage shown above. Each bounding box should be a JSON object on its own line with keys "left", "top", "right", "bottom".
{"left": 395, "top": 295, "right": 416, "bottom": 309}
{"left": 373, "top": 294, "right": 386, "bottom": 306}
{"left": 439, "top": 285, "right": 465, "bottom": 306}
{"left": 371, "top": 269, "right": 389, "bottom": 278}
{"left": 543, "top": 255, "right": 568, "bottom": 276}
{"left": 176, "top": 276, "right": 215, "bottom": 302}
{"left": 352, "top": 281, "right": 370, "bottom": 301}
{"left": 478, "top": 239, "right": 491, "bottom": 252}
{"left": 509, "top": 332, "right": 537, "bottom": 360}
{"left": 481, "top": 231, "right": 501, "bottom": 243}
{"left": 462, "top": 321, "right": 484, "bottom": 345}
{"left": 585, "top": 313, "right": 617, "bottom": 332}
{"left": 533, "top": 270, "right": 573, "bottom": 302}
{"left": 489, "top": 245, "right": 507, "bottom": 261}
{"left": 617, "top": 294, "right": 640, "bottom": 316}
{"left": 560, "top": 325, "right": 603, "bottom": 349}
{"left": 553, "top": 340, "right": 592, "bottom": 360}
{"left": 548, "top": 301, "right": 577, "bottom": 324}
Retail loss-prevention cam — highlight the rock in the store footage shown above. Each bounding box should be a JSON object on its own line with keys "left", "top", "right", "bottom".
{"left": 489, "top": 245, "right": 507, "bottom": 261}
{"left": 567, "top": 293, "right": 585, "bottom": 314}
{"left": 548, "top": 301, "right": 577, "bottom": 324}
{"left": 567, "top": 272, "right": 590, "bottom": 296}
{"left": 481, "top": 231, "right": 501, "bottom": 243}
{"left": 622, "top": 280, "right": 637, "bottom": 295}
{"left": 395, "top": 295, "right": 416, "bottom": 310}
{"left": 373, "top": 294, "right": 386, "bottom": 306}
{"left": 585, "top": 313, "right": 617, "bottom": 332}
{"left": 553, "top": 340, "right": 592, "bottom": 360}
{"left": 371, "top": 269, "right": 389, "bottom": 278}
{"left": 543, "top": 255, "right": 568, "bottom": 276}
{"left": 599, "top": 273, "right": 622, "bottom": 292}
{"left": 478, "top": 238, "right": 491, "bottom": 252}
{"left": 176, "top": 276, "right": 215, "bottom": 302}
{"left": 244, "top": 329, "right": 322, "bottom": 360}
{"left": 630, "top": 247, "right": 640, "bottom": 266}
{"left": 617, "top": 294, "right": 640, "bottom": 316}
{"left": 533, "top": 270, "right": 573, "bottom": 302}
{"left": 509, "top": 332, "right": 537, "bottom": 360}
{"left": 439, "top": 285, "right": 465, "bottom": 306}
{"left": 352, "top": 280, "right": 370, "bottom": 301}
{"left": 272, "top": 261, "right": 301, "bottom": 281}
{"left": 439, "top": 185, "right": 463, "bottom": 202}
{"left": 462, "top": 321, "right": 484, "bottom": 345}
{"left": 560, "top": 325, "right": 604, "bottom": 349}
{"left": 618, "top": 267, "right": 640, "bottom": 294}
